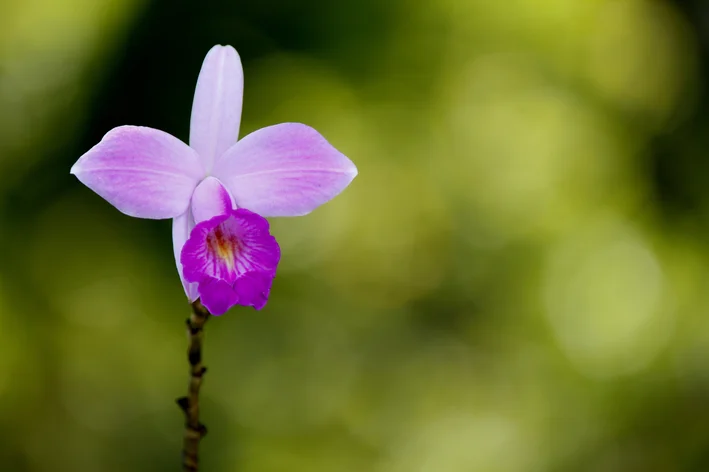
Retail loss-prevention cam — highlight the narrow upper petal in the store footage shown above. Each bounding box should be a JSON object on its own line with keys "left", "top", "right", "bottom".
{"left": 191, "top": 176, "right": 235, "bottom": 224}
{"left": 190, "top": 45, "right": 244, "bottom": 173}
{"left": 71, "top": 126, "right": 204, "bottom": 219}
{"left": 212, "top": 123, "right": 358, "bottom": 217}
{"left": 173, "top": 209, "right": 199, "bottom": 301}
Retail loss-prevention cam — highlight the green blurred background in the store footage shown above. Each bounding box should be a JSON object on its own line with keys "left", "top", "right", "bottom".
{"left": 2, "top": 0, "right": 709, "bottom": 470}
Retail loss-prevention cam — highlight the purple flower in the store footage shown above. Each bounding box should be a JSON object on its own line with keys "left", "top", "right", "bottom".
{"left": 70, "top": 45, "right": 357, "bottom": 314}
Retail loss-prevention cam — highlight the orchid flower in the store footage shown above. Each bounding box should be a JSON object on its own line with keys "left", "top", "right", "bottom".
{"left": 70, "top": 45, "right": 357, "bottom": 315}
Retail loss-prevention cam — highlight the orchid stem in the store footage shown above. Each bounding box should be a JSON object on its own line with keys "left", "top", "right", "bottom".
{"left": 177, "top": 300, "right": 210, "bottom": 471}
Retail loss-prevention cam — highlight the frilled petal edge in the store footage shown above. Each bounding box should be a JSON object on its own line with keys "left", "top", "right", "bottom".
{"left": 181, "top": 208, "right": 280, "bottom": 314}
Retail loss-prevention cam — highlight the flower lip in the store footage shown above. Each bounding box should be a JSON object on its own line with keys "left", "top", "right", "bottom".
{"left": 180, "top": 208, "right": 281, "bottom": 314}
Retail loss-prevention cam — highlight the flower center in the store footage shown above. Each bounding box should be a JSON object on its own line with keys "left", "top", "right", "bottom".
{"left": 206, "top": 226, "right": 241, "bottom": 270}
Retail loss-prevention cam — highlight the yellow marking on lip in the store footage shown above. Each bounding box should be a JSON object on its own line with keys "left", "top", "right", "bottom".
{"left": 207, "top": 226, "right": 241, "bottom": 271}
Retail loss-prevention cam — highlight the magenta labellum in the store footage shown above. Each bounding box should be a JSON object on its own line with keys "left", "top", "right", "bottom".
{"left": 181, "top": 208, "right": 280, "bottom": 315}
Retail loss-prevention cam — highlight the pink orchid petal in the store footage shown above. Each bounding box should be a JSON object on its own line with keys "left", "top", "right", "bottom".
{"left": 71, "top": 126, "right": 204, "bottom": 219}
{"left": 212, "top": 123, "right": 358, "bottom": 217}
{"left": 181, "top": 209, "right": 280, "bottom": 314}
{"left": 190, "top": 45, "right": 244, "bottom": 172}
{"left": 191, "top": 176, "right": 235, "bottom": 224}
{"left": 173, "top": 209, "right": 199, "bottom": 301}
{"left": 197, "top": 278, "right": 240, "bottom": 315}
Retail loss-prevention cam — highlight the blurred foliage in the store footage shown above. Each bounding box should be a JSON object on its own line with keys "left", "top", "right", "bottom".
{"left": 2, "top": 0, "right": 709, "bottom": 470}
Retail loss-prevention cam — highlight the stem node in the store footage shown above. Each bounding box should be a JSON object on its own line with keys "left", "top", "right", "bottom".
{"left": 178, "top": 300, "right": 210, "bottom": 471}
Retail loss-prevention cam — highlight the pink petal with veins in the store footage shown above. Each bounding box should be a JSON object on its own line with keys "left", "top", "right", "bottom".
{"left": 71, "top": 126, "right": 204, "bottom": 219}
{"left": 213, "top": 123, "right": 357, "bottom": 217}
{"left": 189, "top": 45, "right": 244, "bottom": 173}
{"left": 181, "top": 209, "right": 280, "bottom": 314}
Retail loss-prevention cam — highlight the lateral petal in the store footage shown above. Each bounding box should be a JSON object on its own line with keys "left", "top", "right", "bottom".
{"left": 71, "top": 126, "right": 204, "bottom": 219}
{"left": 212, "top": 123, "right": 357, "bottom": 217}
